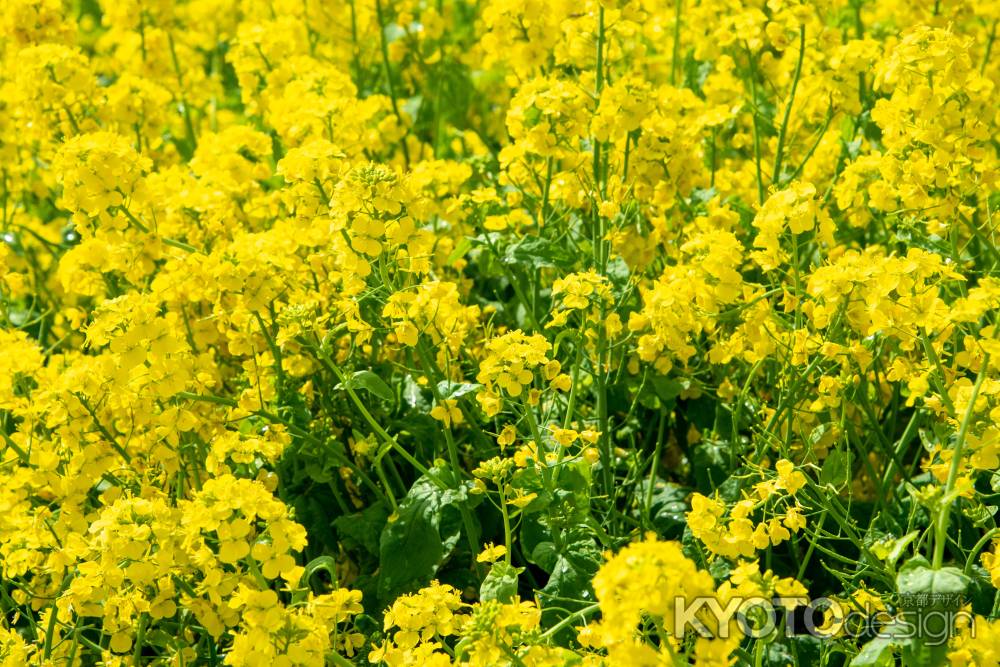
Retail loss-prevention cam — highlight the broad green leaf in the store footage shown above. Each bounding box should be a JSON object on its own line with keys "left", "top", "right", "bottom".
{"left": 896, "top": 558, "right": 970, "bottom": 601}
{"left": 650, "top": 376, "right": 686, "bottom": 403}
{"left": 692, "top": 441, "right": 729, "bottom": 494}
{"left": 539, "top": 528, "right": 601, "bottom": 604}
{"left": 529, "top": 541, "right": 558, "bottom": 571}
{"left": 436, "top": 381, "right": 481, "bottom": 400}
{"left": 344, "top": 370, "right": 394, "bottom": 402}
{"left": 480, "top": 561, "right": 522, "bottom": 603}
{"left": 402, "top": 374, "right": 429, "bottom": 410}
{"left": 850, "top": 619, "right": 912, "bottom": 667}
{"left": 638, "top": 479, "right": 689, "bottom": 539}
{"left": 377, "top": 468, "right": 472, "bottom": 604}
{"left": 301, "top": 555, "right": 338, "bottom": 588}
{"left": 334, "top": 503, "right": 390, "bottom": 559}
{"left": 895, "top": 557, "right": 969, "bottom": 667}
{"left": 820, "top": 448, "right": 851, "bottom": 488}
{"left": 850, "top": 636, "right": 895, "bottom": 667}
{"left": 502, "top": 235, "right": 573, "bottom": 269}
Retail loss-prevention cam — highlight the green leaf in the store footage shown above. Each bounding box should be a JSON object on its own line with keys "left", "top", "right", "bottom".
{"left": 377, "top": 468, "right": 471, "bottom": 604}
{"left": 334, "top": 503, "right": 390, "bottom": 559}
{"left": 692, "top": 441, "right": 729, "bottom": 494}
{"left": 143, "top": 630, "right": 177, "bottom": 649}
{"left": 989, "top": 470, "right": 1000, "bottom": 493}
{"left": 851, "top": 619, "right": 912, "bottom": 666}
{"left": 885, "top": 531, "right": 920, "bottom": 571}
{"left": 343, "top": 370, "right": 394, "bottom": 402}
{"left": 529, "top": 541, "right": 558, "bottom": 571}
{"left": 301, "top": 555, "right": 338, "bottom": 588}
{"left": 502, "top": 235, "right": 573, "bottom": 269}
{"left": 446, "top": 237, "right": 472, "bottom": 264}
{"left": 480, "top": 561, "right": 522, "bottom": 603}
{"left": 895, "top": 557, "right": 970, "bottom": 667}
{"left": 539, "top": 528, "right": 601, "bottom": 604}
{"left": 820, "top": 448, "right": 851, "bottom": 488}
{"left": 896, "top": 557, "right": 970, "bottom": 601}
{"left": 650, "top": 376, "right": 686, "bottom": 403}
{"left": 402, "top": 374, "right": 429, "bottom": 410}
{"left": 850, "top": 636, "right": 895, "bottom": 667}
{"left": 294, "top": 555, "right": 341, "bottom": 602}
{"left": 383, "top": 23, "right": 407, "bottom": 43}
{"left": 639, "top": 479, "right": 689, "bottom": 539}
{"left": 436, "top": 381, "right": 481, "bottom": 400}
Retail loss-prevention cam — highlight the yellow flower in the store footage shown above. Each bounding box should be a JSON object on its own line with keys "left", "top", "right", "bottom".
{"left": 775, "top": 459, "right": 807, "bottom": 495}
{"left": 476, "top": 543, "right": 508, "bottom": 563}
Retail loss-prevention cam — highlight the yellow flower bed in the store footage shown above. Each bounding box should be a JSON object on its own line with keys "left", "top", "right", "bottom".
{"left": 1, "top": 0, "right": 1000, "bottom": 665}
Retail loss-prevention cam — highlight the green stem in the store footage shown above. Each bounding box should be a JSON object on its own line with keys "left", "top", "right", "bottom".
{"left": 521, "top": 397, "right": 543, "bottom": 449}
{"left": 594, "top": 324, "right": 612, "bottom": 498}
{"left": 539, "top": 603, "right": 600, "bottom": 640}
{"left": 983, "top": 19, "right": 998, "bottom": 74}
{"left": 498, "top": 486, "right": 513, "bottom": 566}
{"left": 745, "top": 44, "right": 766, "bottom": 206}
{"left": 176, "top": 390, "right": 388, "bottom": 504}
{"left": 167, "top": 33, "right": 198, "bottom": 152}
{"left": 540, "top": 156, "right": 553, "bottom": 224}
{"left": 966, "top": 527, "right": 1000, "bottom": 576}
{"left": 330, "top": 652, "right": 355, "bottom": 667}
{"left": 319, "top": 349, "right": 440, "bottom": 486}
{"left": 408, "top": 347, "right": 484, "bottom": 574}
{"left": 670, "top": 0, "right": 683, "bottom": 85}
{"left": 483, "top": 233, "right": 542, "bottom": 331}
{"left": 771, "top": 26, "right": 806, "bottom": 185}
{"left": 373, "top": 459, "right": 399, "bottom": 512}
{"left": 933, "top": 353, "right": 989, "bottom": 569}
{"left": 643, "top": 411, "right": 667, "bottom": 528}
{"left": 132, "top": 613, "right": 148, "bottom": 665}
{"left": 118, "top": 205, "right": 198, "bottom": 253}
{"left": 42, "top": 574, "right": 72, "bottom": 659}
{"left": 920, "top": 331, "right": 958, "bottom": 418}
{"left": 375, "top": 0, "right": 411, "bottom": 168}
{"left": 782, "top": 103, "right": 834, "bottom": 185}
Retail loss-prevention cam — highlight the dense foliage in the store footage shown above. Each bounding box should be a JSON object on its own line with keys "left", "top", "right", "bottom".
{"left": 2, "top": 0, "right": 1000, "bottom": 665}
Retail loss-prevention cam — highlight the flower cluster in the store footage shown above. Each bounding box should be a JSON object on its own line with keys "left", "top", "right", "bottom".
{"left": 2, "top": 0, "right": 999, "bottom": 665}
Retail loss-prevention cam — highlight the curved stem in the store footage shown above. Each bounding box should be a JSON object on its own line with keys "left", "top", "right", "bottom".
{"left": 965, "top": 527, "right": 999, "bottom": 576}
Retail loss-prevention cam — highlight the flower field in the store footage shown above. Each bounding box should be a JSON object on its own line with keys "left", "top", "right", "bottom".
{"left": 3, "top": 0, "right": 1000, "bottom": 664}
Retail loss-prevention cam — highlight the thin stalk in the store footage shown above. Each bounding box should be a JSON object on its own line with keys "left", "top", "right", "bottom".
{"left": 920, "top": 331, "right": 958, "bottom": 418}
{"left": 783, "top": 103, "right": 834, "bottom": 185}
{"left": 933, "top": 354, "right": 989, "bottom": 568}
{"left": 670, "top": 0, "right": 683, "bottom": 86}
{"left": 771, "top": 26, "right": 806, "bottom": 185}
{"left": 539, "top": 603, "right": 600, "bottom": 640}
{"left": 983, "top": 20, "right": 998, "bottom": 74}
{"left": 745, "top": 44, "right": 766, "bottom": 205}
{"left": 167, "top": 33, "right": 198, "bottom": 152}
{"left": 132, "top": 613, "right": 148, "bottom": 665}
{"left": 42, "top": 574, "right": 73, "bottom": 659}
{"left": 176, "top": 390, "right": 388, "bottom": 503}
{"left": 315, "top": 347, "right": 440, "bottom": 485}
{"left": 498, "top": 485, "right": 513, "bottom": 566}
{"left": 966, "top": 527, "right": 1000, "bottom": 576}
{"left": 375, "top": 0, "right": 411, "bottom": 167}
{"left": 118, "top": 205, "right": 198, "bottom": 253}
{"left": 643, "top": 411, "right": 667, "bottom": 527}
{"left": 373, "top": 460, "right": 399, "bottom": 512}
